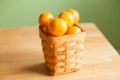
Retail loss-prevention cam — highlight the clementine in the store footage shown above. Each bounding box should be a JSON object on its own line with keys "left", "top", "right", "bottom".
{"left": 38, "top": 12, "right": 54, "bottom": 26}
{"left": 58, "top": 11, "right": 74, "bottom": 28}
{"left": 67, "top": 9, "right": 80, "bottom": 24}
{"left": 65, "top": 26, "right": 81, "bottom": 35}
{"left": 48, "top": 18, "right": 68, "bottom": 36}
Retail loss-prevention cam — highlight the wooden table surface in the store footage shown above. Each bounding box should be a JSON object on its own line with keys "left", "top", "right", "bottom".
{"left": 0, "top": 23, "right": 120, "bottom": 80}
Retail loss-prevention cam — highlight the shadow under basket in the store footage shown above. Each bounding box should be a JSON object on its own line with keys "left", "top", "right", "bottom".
{"left": 39, "top": 26, "right": 86, "bottom": 76}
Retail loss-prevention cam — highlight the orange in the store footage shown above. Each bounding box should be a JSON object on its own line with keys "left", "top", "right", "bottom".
{"left": 48, "top": 18, "right": 68, "bottom": 36}
{"left": 65, "top": 26, "right": 81, "bottom": 35}
{"left": 58, "top": 11, "right": 74, "bottom": 28}
{"left": 38, "top": 12, "right": 54, "bottom": 26}
{"left": 66, "top": 9, "right": 80, "bottom": 24}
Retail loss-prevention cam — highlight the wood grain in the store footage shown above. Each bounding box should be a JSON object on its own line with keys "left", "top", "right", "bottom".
{"left": 0, "top": 23, "right": 120, "bottom": 80}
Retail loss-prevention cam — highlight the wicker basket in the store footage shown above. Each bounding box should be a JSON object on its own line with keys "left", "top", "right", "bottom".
{"left": 39, "top": 25, "right": 86, "bottom": 75}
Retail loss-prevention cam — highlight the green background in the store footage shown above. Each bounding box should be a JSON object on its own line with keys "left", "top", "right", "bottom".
{"left": 0, "top": 0, "right": 120, "bottom": 51}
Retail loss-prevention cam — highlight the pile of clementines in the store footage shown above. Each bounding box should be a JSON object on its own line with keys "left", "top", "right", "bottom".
{"left": 38, "top": 8, "right": 82, "bottom": 36}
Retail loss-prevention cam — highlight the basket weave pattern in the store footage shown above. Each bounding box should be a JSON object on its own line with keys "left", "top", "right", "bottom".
{"left": 39, "top": 27, "right": 86, "bottom": 75}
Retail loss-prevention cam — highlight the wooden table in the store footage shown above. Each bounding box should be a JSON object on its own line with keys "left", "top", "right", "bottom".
{"left": 0, "top": 23, "right": 120, "bottom": 80}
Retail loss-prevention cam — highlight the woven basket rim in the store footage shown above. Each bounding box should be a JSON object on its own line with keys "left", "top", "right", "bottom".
{"left": 39, "top": 24, "right": 86, "bottom": 38}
